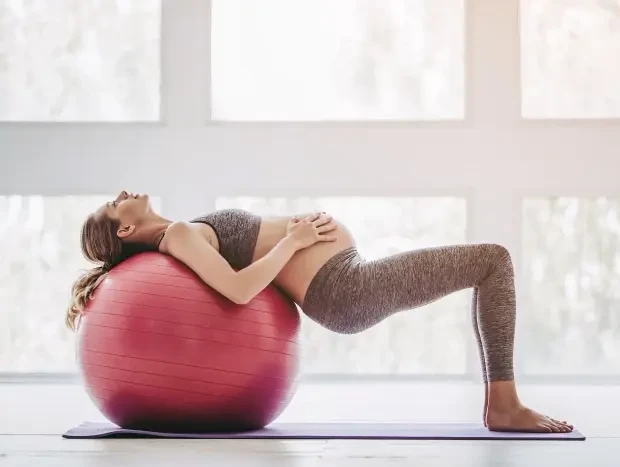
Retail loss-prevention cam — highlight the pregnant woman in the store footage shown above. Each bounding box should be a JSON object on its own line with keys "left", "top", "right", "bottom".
{"left": 66, "top": 190, "right": 572, "bottom": 433}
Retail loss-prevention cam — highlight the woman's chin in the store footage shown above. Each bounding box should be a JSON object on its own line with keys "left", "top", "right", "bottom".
{"left": 140, "top": 195, "right": 153, "bottom": 212}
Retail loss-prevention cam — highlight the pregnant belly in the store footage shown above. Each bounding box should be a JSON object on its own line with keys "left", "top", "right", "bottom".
{"left": 274, "top": 219, "right": 356, "bottom": 305}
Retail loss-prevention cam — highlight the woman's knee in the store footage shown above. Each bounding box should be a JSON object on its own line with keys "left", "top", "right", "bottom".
{"left": 487, "top": 243, "right": 511, "bottom": 259}
{"left": 483, "top": 243, "right": 513, "bottom": 272}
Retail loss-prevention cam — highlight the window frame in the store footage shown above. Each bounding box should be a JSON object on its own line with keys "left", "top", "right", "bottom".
{"left": 1, "top": 0, "right": 619, "bottom": 383}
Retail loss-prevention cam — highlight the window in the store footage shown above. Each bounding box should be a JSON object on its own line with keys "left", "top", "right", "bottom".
{"left": 211, "top": 0, "right": 465, "bottom": 121}
{"left": 522, "top": 198, "right": 620, "bottom": 374}
{"left": 0, "top": 195, "right": 161, "bottom": 373}
{"left": 521, "top": 0, "right": 620, "bottom": 118}
{"left": 0, "top": 0, "right": 161, "bottom": 122}
{"left": 216, "top": 196, "right": 469, "bottom": 375}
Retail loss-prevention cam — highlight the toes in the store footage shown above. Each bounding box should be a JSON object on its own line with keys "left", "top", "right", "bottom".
{"left": 551, "top": 420, "right": 572, "bottom": 433}
{"left": 540, "top": 422, "right": 553, "bottom": 433}
{"left": 555, "top": 424, "right": 566, "bottom": 433}
{"left": 549, "top": 418, "right": 573, "bottom": 432}
{"left": 550, "top": 421, "right": 565, "bottom": 433}
{"left": 551, "top": 418, "right": 573, "bottom": 430}
{"left": 552, "top": 418, "right": 567, "bottom": 426}
{"left": 554, "top": 421, "right": 570, "bottom": 433}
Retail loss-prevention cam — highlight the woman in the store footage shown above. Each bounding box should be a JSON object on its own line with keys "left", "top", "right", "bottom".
{"left": 67, "top": 190, "right": 572, "bottom": 434}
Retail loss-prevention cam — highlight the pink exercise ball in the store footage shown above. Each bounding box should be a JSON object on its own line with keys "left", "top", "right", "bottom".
{"left": 77, "top": 251, "right": 301, "bottom": 433}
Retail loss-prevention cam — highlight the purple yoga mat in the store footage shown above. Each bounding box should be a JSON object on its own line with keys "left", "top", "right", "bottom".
{"left": 63, "top": 422, "right": 585, "bottom": 441}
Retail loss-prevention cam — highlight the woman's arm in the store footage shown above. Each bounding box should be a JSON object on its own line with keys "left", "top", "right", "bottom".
{"left": 164, "top": 213, "right": 337, "bottom": 304}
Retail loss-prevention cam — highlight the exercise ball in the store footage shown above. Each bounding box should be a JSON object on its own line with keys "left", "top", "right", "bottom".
{"left": 77, "top": 251, "right": 301, "bottom": 433}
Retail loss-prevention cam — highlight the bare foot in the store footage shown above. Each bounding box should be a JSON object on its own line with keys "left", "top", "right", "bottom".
{"left": 486, "top": 380, "right": 573, "bottom": 433}
{"left": 487, "top": 405, "right": 574, "bottom": 433}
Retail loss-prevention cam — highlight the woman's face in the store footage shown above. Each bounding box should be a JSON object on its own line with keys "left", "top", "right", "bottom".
{"left": 97, "top": 190, "right": 152, "bottom": 237}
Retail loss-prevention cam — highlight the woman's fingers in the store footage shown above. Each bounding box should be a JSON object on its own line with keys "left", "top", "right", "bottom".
{"left": 312, "top": 213, "right": 332, "bottom": 226}
{"left": 317, "top": 221, "right": 338, "bottom": 233}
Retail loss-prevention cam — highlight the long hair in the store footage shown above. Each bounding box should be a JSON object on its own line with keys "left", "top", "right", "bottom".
{"left": 66, "top": 212, "right": 153, "bottom": 331}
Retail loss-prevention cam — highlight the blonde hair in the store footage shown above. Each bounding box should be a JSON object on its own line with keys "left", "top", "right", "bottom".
{"left": 66, "top": 265, "right": 109, "bottom": 331}
{"left": 66, "top": 212, "right": 153, "bottom": 332}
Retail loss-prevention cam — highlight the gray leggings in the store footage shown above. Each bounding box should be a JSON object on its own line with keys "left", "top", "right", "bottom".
{"left": 301, "top": 244, "right": 516, "bottom": 382}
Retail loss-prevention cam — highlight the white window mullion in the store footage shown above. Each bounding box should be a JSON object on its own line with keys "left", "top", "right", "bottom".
{"left": 159, "top": 0, "right": 211, "bottom": 219}
{"left": 160, "top": 0, "right": 209, "bottom": 128}
{"left": 468, "top": 0, "right": 520, "bottom": 126}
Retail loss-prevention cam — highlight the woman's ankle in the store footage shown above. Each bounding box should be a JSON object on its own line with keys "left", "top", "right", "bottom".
{"left": 487, "top": 379, "right": 522, "bottom": 411}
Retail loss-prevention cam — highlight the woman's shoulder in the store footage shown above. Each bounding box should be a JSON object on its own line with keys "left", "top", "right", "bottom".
{"left": 158, "top": 221, "right": 197, "bottom": 252}
{"left": 165, "top": 220, "right": 193, "bottom": 235}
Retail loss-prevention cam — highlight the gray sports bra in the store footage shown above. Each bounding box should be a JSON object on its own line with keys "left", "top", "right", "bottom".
{"left": 189, "top": 208, "right": 262, "bottom": 270}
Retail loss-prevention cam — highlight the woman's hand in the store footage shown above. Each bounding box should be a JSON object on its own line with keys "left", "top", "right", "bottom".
{"left": 286, "top": 212, "right": 338, "bottom": 250}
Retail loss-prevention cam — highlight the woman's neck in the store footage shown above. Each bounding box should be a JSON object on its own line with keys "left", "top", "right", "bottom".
{"left": 130, "top": 213, "right": 174, "bottom": 248}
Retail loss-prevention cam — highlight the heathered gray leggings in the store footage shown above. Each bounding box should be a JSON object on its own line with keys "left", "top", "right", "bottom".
{"left": 301, "top": 244, "right": 516, "bottom": 382}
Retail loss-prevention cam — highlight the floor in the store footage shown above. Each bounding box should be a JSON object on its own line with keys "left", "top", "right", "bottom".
{"left": 1, "top": 382, "right": 618, "bottom": 467}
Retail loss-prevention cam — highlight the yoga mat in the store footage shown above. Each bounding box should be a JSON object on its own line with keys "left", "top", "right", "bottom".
{"left": 63, "top": 422, "right": 585, "bottom": 441}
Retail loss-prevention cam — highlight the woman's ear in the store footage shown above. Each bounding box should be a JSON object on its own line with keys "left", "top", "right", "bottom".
{"left": 117, "top": 224, "right": 136, "bottom": 239}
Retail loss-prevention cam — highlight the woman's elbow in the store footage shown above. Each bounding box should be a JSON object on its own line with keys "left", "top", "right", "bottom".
{"left": 200, "top": 273, "right": 249, "bottom": 305}
{"left": 227, "top": 285, "right": 252, "bottom": 305}
{"left": 230, "top": 293, "right": 251, "bottom": 305}
{"left": 226, "top": 276, "right": 257, "bottom": 305}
